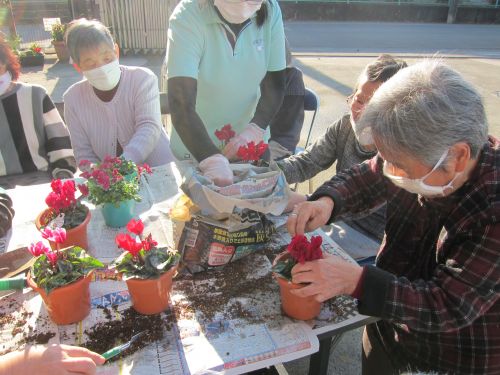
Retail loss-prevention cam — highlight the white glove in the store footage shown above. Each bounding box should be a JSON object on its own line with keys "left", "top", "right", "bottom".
{"left": 199, "top": 154, "right": 233, "bottom": 187}
{"left": 223, "top": 123, "right": 265, "bottom": 161}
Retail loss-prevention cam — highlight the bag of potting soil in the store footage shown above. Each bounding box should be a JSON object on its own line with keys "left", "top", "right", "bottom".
{"left": 178, "top": 208, "right": 276, "bottom": 274}
{"left": 181, "top": 163, "right": 290, "bottom": 220}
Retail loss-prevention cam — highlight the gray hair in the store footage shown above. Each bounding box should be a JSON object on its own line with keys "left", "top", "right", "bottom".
{"left": 65, "top": 18, "right": 115, "bottom": 64}
{"left": 360, "top": 59, "right": 488, "bottom": 167}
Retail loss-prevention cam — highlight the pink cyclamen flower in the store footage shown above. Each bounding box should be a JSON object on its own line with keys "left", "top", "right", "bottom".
{"left": 45, "top": 251, "right": 58, "bottom": 266}
{"left": 28, "top": 241, "right": 50, "bottom": 257}
{"left": 41, "top": 227, "right": 67, "bottom": 244}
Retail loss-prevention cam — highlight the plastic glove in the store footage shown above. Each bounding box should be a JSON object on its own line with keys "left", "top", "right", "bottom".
{"left": 198, "top": 154, "right": 233, "bottom": 187}
{"left": 223, "top": 123, "right": 265, "bottom": 161}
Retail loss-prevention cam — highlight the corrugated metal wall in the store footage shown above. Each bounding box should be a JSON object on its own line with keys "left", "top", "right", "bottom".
{"left": 97, "top": 0, "right": 178, "bottom": 53}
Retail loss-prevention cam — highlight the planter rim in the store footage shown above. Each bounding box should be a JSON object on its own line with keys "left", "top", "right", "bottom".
{"left": 36, "top": 205, "right": 91, "bottom": 231}
{"left": 124, "top": 265, "right": 177, "bottom": 283}
{"left": 27, "top": 268, "right": 93, "bottom": 295}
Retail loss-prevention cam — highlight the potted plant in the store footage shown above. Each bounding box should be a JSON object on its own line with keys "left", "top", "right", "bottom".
{"left": 272, "top": 234, "right": 323, "bottom": 320}
{"left": 18, "top": 43, "right": 44, "bottom": 67}
{"left": 51, "top": 23, "right": 69, "bottom": 62}
{"left": 80, "top": 156, "right": 151, "bottom": 228}
{"left": 26, "top": 227, "right": 104, "bottom": 325}
{"left": 111, "top": 219, "right": 180, "bottom": 315}
{"left": 36, "top": 179, "right": 91, "bottom": 250}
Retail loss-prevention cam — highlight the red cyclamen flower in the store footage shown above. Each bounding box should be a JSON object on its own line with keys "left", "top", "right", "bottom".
{"left": 126, "top": 219, "right": 144, "bottom": 236}
{"left": 287, "top": 234, "right": 323, "bottom": 264}
{"left": 77, "top": 184, "right": 89, "bottom": 197}
{"left": 214, "top": 124, "right": 236, "bottom": 142}
{"left": 141, "top": 234, "right": 158, "bottom": 251}
{"left": 45, "top": 251, "right": 58, "bottom": 266}
{"left": 29, "top": 241, "right": 50, "bottom": 257}
{"left": 237, "top": 141, "right": 268, "bottom": 162}
{"left": 115, "top": 233, "right": 143, "bottom": 257}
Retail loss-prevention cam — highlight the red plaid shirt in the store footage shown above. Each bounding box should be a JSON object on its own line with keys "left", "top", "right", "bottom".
{"left": 310, "top": 137, "right": 500, "bottom": 374}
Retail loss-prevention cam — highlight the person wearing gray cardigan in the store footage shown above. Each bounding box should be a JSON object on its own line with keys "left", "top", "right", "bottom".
{"left": 280, "top": 55, "right": 407, "bottom": 249}
{"left": 63, "top": 19, "right": 174, "bottom": 167}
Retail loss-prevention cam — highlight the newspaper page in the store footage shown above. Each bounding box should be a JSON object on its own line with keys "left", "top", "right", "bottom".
{"left": 171, "top": 253, "right": 319, "bottom": 374}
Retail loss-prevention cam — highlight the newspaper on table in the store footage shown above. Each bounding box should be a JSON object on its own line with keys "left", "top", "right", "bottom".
{"left": 181, "top": 163, "right": 290, "bottom": 219}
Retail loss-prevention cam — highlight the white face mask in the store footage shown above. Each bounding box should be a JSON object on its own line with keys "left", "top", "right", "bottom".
{"left": 0, "top": 71, "right": 12, "bottom": 96}
{"left": 214, "top": 0, "right": 263, "bottom": 24}
{"left": 350, "top": 114, "right": 374, "bottom": 147}
{"left": 83, "top": 60, "right": 121, "bottom": 91}
{"left": 383, "top": 149, "right": 462, "bottom": 197}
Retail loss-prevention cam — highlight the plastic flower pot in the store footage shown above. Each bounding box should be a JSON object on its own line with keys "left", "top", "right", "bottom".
{"left": 273, "top": 251, "right": 322, "bottom": 321}
{"left": 36, "top": 208, "right": 91, "bottom": 250}
{"left": 125, "top": 265, "right": 177, "bottom": 315}
{"left": 101, "top": 199, "right": 135, "bottom": 228}
{"left": 27, "top": 270, "right": 93, "bottom": 325}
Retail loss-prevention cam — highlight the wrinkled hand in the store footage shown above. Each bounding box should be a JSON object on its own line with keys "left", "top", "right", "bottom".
{"left": 291, "top": 253, "right": 363, "bottom": 302}
{"left": 198, "top": 154, "right": 233, "bottom": 187}
{"left": 223, "top": 123, "right": 265, "bottom": 161}
{"left": 287, "top": 197, "right": 334, "bottom": 236}
{"left": 0, "top": 344, "right": 105, "bottom": 375}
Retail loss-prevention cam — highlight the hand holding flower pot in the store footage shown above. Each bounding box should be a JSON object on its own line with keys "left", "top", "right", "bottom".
{"left": 36, "top": 179, "right": 91, "bottom": 250}
{"left": 27, "top": 227, "right": 104, "bottom": 325}
{"left": 272, "top": 234, "right": 323, "bottom": 320}
{"left": 111, "top": 219, "right": 180, "bottom": 314}
{"left": 80, "top": 156, "right": 152, "bottom": 228}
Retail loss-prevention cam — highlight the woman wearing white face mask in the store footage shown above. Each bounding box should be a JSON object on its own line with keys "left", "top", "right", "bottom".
{"left": 0, "top": 40, "right": 76, "bottom": 180}
{"left": 286, "top": 60, "right": 500, "bottom": 375}
{"left": 281, "top": 55, "right": 407, "bottom": 254}
{"left": 63, "top": 19, "right": 175, "bottom": 167}
{"left": 165, "top": 0, "right": 286, "bottom": 186}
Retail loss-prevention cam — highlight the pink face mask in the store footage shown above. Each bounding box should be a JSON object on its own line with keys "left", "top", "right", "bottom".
{"left": 214, "top": 0, "right": 263, "bottom": 24}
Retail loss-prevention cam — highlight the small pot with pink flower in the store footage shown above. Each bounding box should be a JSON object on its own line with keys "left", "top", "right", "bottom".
{"left": 36, "top": 179, "right": 91, "bottom": 250}
{"left": 272, "top": 234, "right": 324, "bottom": 320}
{"left": 111, "top": 219, "right": 180, "bottom": 315}
{"left": 26, "top": 227, "right": 104, "bottom": 325}
{"left": 79, "top": 156, "right": 152, "bottom": 228}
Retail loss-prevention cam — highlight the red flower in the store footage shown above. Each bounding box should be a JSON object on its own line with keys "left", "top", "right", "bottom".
{"left": 237, "top": 141, "right": 268, "bottom": 162}
{"left": 51, "top": 179, "right": 63, "bottom": 193}
{"left": 45, "top": 251, "right": 58, "bottom": 266}
{"left": 215, "top": 124, "right": 235, "bottom": 142}
{"left": 29, "top": 241, "right": 50, "bottom": 257}
{"left": 287, "top": 234, "right": 323, "bottom": 264}
{"left": 126, "top": 219, "right": 144, "bottom": 236}
{"left": 137, "top": 163, "right": 152, "bottom": 177}
{"left": 115, "top": 233, "right": 143, "bottom": 257}
{"left": 141, "top": 234, "right": 158, "bottom": 251}
{"left": 77, "top": 184, "right": 89, "bottom": 197}
{"left": 79, "top": 159, "right": 92, "bottom": 171}
{"left": 92, "top": 169, "right": 110, "bottom": 190}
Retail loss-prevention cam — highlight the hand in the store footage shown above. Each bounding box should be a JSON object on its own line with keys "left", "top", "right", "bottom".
{"left": 198, "top": 154, "right": 233, "bottom": 187}
{"left": 287, "top": 197, "right": 334, "bottom": 236}
{"left": 290, "top": 253, "right": 363, "bottom": 302}
{"left": 284, "top": 192, "right": 307, "bottom": 213}
{"left": 0, "top": 344, "right": 105, "bottom": 375}
{"left": 223, "top": 123, "right": 265, "bottom": 161}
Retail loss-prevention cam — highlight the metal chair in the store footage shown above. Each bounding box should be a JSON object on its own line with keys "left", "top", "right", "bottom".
{"left": 294, "top": 87, "right": 320, "bottom": 193}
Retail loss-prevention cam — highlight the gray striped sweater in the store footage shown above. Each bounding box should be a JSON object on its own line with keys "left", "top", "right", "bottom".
{"left": 0, "top": 82, "right": 76, "bottom": 177}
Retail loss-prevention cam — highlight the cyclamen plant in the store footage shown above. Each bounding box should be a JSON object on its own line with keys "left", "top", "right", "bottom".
{"left": 29, "top": 227, "right": 104, "bottom": 293}
{"left": 236, "top": 141, "right": 268, "bottom": 163}
{"left": 79, "top": 156, "right": 152, "bottom": 206}
{"left": 272, "top": 234, "right": 323, "bottom": 281}
{"left": 111, "top": 219, "right": 180, "bottom": 280}
{"left": 42, "top": 179, "right": 89, "bottom": 229}
{"left": 215, "top": 124, "right": 236, "bottom": 149}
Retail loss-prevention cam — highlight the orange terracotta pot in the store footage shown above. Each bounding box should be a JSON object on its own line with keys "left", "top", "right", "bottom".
{"left": 273, "top": 252, "right": 322, "bottom": 321}
{"left": 125, "top": 266, "right": 177, "bottom": 315}
{"left": 27, "top": 270, "right": 93, "bottom": 325}
{"left": 36, "top": 207, "right": 91, "bottom": 250}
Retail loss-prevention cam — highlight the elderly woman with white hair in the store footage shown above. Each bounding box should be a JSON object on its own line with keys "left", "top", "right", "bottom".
{"left": 63, "top": 18, "right": 174, "bottom": 166}
{"left": 287, "top": 60, "right": 499, "bottom": 374}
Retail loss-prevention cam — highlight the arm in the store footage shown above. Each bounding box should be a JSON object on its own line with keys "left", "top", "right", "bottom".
{"left": 63, "top": 97, "right": 100, "bottom": 165}
{"left": 0, "top": 344, "right": 104, "bottom": 375}
{"left": 168, "top": 77, "right": 220, "bottom": 161}
{"left": 356, "top": 222, "right": 500, "bottom": 332}
{"left": 121, "top": 72, "right": 162, "bottom": 164}
{"left": 278, "top": 119, "right": 342, "bottom": 184}
{"left": 41, "top": 94, "right": 76, "bottom": 178}
{"left": 250, "top": 69, "right": 286, "bottom": 129}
